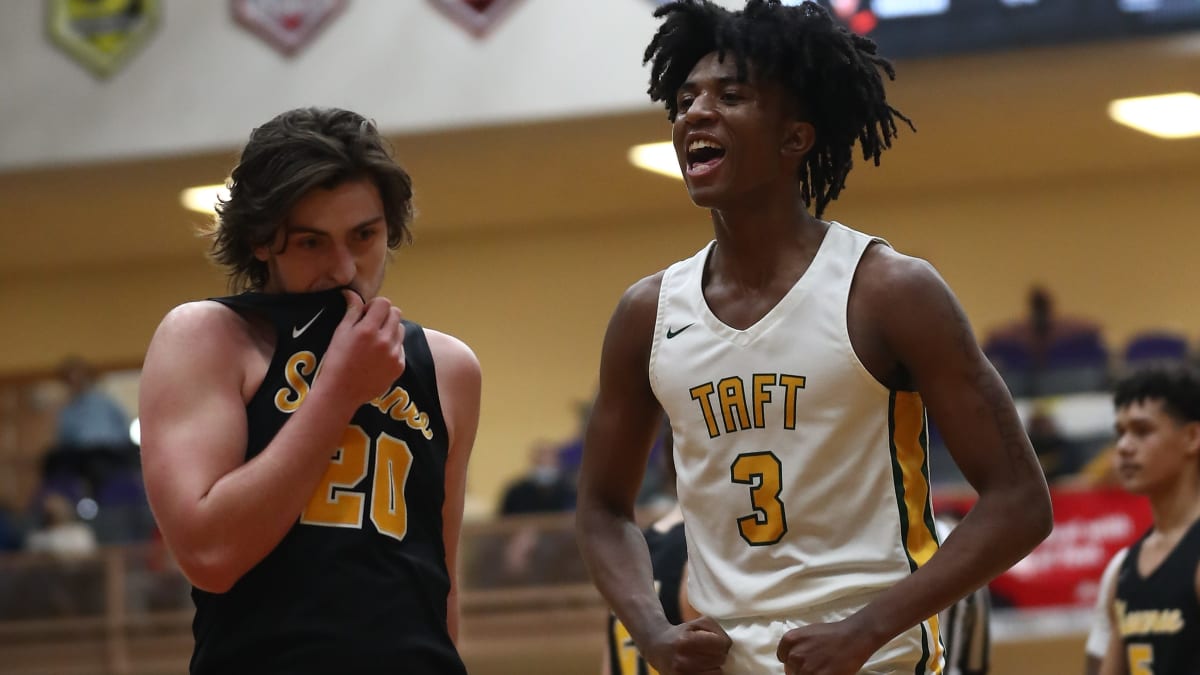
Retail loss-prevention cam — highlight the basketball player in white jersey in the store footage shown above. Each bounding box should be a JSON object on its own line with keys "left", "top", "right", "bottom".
{"left": 575, "top": 3, "right": 1053, "bottom": 674}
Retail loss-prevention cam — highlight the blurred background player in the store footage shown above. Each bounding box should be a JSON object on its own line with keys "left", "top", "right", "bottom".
{"left": 1100, "top": 366, "right": 1200, "bottom": 675}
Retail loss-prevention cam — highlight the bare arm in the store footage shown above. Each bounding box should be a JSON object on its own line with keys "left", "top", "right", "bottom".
{"left": 1086, "top": 548, "right": 1127, "bottom": 675}
{"left": 840, "top": 248, "right": 1053, "bottom": 655}
{"left": 678, "top": 562, "right": 700, "bottom": 623}
{"left": 427, "top": 329, "right": 482, "bottom": 644}
{"left": 139, "top": 293, "right": 405, "bottom": 593}
{"left": 576, "top": 275, "right": 674, "bottom": 651}
{"left": 1098, "top": 632, "right": 1127, "bottom": 675}
{"left": 1098, "top": 563, "right": 1127, "bottom": 675}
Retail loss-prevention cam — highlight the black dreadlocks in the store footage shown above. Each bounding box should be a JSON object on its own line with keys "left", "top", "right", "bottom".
{"left": 644, "top": 0, "right": 914, "bottom": 217}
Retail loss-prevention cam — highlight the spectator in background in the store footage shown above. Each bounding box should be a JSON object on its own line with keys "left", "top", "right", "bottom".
{"left": 54, "top": 356, "right": 130, "bottom": 451}
{"left": 44, "top": 356, "right": 134, "bottom": 496}
{"left": 556, "top": 397, "right": 667, "bottom": 508}
{"left": 554, "top": 399, "right": 592, "bottom": 477}
{"left": 1026, "top": 409, "right": 1081, "bottom": 483}
{"left": 500, "top": 442, "right": 576, "bottom": 516}
{"left": 1071, "top": 444, "right": 1119, "bottom": 489}
{"left": 18, "top": 492, "right": 102, "bottom": 618}
{"left": 494, "top": 442, "right": 579, "bottom": 586}
{"left": 26, "top": 493, "right": 96, "bottom": 561}
{"left": 988, "top": 286, "right": 1100, "bottom": 364}
{"left": 0, "top": 495, "right": 24, "bottom": 553}
{"left": 985, "top": 286, "right": 1106, "bottom": 397}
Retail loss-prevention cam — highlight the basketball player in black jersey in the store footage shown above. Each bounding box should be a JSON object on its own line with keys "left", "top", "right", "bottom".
{"left": 138, "top": 107, "right": 481, "bottom": 674}
{"left": 1100, "top": 366, "right": 1200, "bottom": 675}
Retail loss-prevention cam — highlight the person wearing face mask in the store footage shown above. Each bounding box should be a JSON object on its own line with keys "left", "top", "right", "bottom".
{"left": 1026, "top": 409, "right": 1082, "bottom": 483}
{"left": 485, "top": 442, "right": 577, "bottom": 587}
{"left": 500, "top": 442, "right": 576, "bottom": 516}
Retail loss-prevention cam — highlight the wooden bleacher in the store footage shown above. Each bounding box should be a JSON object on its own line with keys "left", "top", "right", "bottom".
{"left": 0, "top": 512, "right": 1090, "bottom": 675}
{"left": 0, "top": 514, "right": 611, "bottom": 675}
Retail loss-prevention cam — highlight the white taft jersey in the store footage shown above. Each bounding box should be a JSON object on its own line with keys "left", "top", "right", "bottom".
{"left": 649, "top": 222, "right": 941, "bottom": 625}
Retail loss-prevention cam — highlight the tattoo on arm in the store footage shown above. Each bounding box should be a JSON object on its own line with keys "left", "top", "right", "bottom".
{"left": 943, "top": 290, "right": 1041, "bottom": 481}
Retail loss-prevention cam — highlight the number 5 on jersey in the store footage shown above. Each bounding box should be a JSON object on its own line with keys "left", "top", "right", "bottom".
{"left": 1127, "top": 643, "right": 1153, "bottom": 675}
{"left": 731, "top": 451, "right": 787, "bottom": 546}
{"left": 301, "top": 425, "right": 413, "bottom": 541}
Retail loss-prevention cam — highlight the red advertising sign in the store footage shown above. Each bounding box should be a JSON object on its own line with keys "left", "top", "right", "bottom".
{"left": 935, "top": 488, "right": 1153, "bottom": 608}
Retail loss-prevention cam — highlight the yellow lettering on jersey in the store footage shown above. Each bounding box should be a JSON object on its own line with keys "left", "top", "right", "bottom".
{"left": 301, "top": 425, "right": 414, "bottom": 542}
{"left": 274, "top": 351, "right": 317, "bottom": 413}
{"left": 752, "top": 374, "right": 776, "bottom": 428}
{"left": 691, "top": 374, "right": 807, "bottom": 436}
{"left": 689, "top": 382, "right": 721, "bottom": 438}
{"left": 275, "top": 353, "right": 432, "bottom": 438}
{"left": 779, "top": 374, "right": 806, "bottom": 430}
{"left": 370, "top": 433, "right": 414, "bottom": 541}
{"left": 300, "top": 425, "right": 370, "bottom": 528}
{"left": 1116, "top": 601, "right": 1185, "bottom": 637}
{"left": 717, "top": 376, "right": 751, "bottom": 434}
{"left": 368, "top": 385, "right": 434, "bottom": 440}
{"left": 369, "top": 387, "right": 406, "bottom": 415}
{"left": 731, "top": 451, "right": 787, "bottom": 545}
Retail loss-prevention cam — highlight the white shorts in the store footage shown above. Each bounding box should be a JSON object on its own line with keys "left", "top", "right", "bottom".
{"left": 717, "top": 600, "right": 944, "bottom": 675}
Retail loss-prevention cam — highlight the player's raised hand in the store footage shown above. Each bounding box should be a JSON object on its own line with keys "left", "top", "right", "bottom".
{"left": 318, "top": 289, "right": 406, "bottom": 406}
{"left": 645, "top": 616, "right": 732, "bottom": 675}
{"left": 776, "top": 619, "right": 876, "bottom": 675}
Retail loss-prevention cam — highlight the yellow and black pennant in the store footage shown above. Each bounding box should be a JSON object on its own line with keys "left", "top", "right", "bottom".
{"left": 46, "top": 0, "right": 161, "bottom": 78}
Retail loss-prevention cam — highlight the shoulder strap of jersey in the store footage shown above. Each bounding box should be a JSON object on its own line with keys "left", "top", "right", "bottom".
{"left": 1120, "top": 527, "right": 1154, "bottom": 580}
{"left": 391, "top": 319, "right": 450, "bottom": 447}
{"left": 1179, "top": 515, "right": 1200, "bottom": 549}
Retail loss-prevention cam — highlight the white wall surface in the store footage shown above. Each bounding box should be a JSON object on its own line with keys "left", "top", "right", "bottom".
{"left": 0, "top": 0, "right": 735, "bottom": 170}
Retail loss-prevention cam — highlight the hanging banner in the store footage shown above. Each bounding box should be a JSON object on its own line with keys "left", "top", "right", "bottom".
{"left": 936, "top": 488, "right": 1154, "bottom": 608}
{"left": 427, "top": 0, "right": 524, "bottom": 38}
{"left": 46, "top": 0, "right": 162, "bottom": 78}
{"left": 232, "top": 0, "right": 348, "bottom": 57}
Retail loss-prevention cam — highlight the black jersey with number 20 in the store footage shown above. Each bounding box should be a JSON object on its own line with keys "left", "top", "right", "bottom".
{"left": 190, "top": 288, "right": 466, "bottom": 675}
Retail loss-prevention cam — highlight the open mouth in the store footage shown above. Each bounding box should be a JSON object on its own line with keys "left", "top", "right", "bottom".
{"left": 686, "top": 139, "right": 726, "bottom": 175}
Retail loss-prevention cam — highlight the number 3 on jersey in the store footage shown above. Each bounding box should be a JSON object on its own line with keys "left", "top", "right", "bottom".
{"left": 301, "top": 424, "right": 413, "bottom": 541}
{"left": 731, "top": 451, "right": 787, "bottom": 546}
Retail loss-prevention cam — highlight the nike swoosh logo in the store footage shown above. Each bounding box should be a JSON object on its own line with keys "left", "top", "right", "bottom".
{"left": 666, "top": 323, "right": 694, "bottom": 339}
{"left": 292, "top": 308, "right": 325, "bottom": 338}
